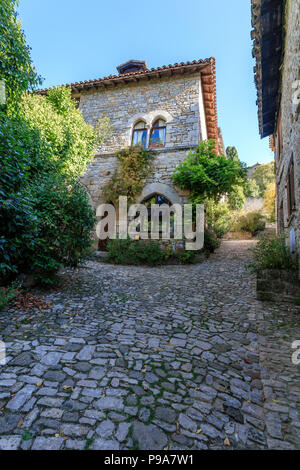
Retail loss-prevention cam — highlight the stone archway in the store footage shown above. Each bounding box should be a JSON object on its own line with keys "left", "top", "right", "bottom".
{"left": 136, "top": 183, "right": 181, "bottom": 206}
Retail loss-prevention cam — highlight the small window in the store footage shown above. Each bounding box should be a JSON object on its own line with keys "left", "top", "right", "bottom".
{"left": 132, "top": 121, "right": 147, "bottom": 148}
{"left": 149, "top": 119, "right": 166, "bottom": 148}
{"left": 287, "top": 156, "right": 296, "bottom": 218}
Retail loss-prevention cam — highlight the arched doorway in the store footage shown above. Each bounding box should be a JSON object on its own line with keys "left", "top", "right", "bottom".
{"left": 141, "top": 193, "right": 175, "bottom": 238}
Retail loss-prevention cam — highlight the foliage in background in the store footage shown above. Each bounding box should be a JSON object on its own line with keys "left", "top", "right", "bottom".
{"left": 205, "top": 200, "right": 232, "bottom": 239}
{"left": 103, "top": 145, "right": 154, "bottom": 204}
{"left": 227, "top": 184, "right": 246, "bottom": 211}
{"left": 244, "top": 178, "right": 261, "bottom": 198}
{"left": 226, "top": 146, "right": 240, "bottom": 162}
{"left": 248, "top": 162, "right": 275, "bottom": 197}
{"left": 249, "top": 235, "right": 298, "bottom": 272}
{"left": 172, "top": 140, "right": 246, "bottom": 204}
{"left": 231, "top": 211, "right": 266, "bottom": 236}
{"left": 262, "top": 183, "right": 276, "bottom": 222}
{"left": 0, "top": 0, "right": 42, "bottom": 111}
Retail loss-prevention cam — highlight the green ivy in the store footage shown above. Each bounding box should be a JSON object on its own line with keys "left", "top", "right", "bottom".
{"left": 103, "top": 145, "right": 154, "bottom": 204}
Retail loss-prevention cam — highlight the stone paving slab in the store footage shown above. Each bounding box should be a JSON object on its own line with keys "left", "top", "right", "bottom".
{"left": 0, "top": 241, "right": 299, "bottom": 450}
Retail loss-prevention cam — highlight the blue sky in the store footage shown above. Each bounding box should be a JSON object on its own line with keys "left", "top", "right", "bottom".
{"left": 18, "top": 0, "right": 274, "bottom": 166}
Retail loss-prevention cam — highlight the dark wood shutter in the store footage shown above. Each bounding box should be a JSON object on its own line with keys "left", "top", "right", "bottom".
{"left": 287, "top": 156, "right": 296, "bottom": 218}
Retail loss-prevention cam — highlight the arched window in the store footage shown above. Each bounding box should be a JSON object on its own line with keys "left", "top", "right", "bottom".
{"left": 149, "top": 119, "right": 166, "bottom": 148}
{"left": 143, "top": 194, "right": 171, "bottom": 208}
{"left": 132, "top": 121, "right": 147, "bottom": 148}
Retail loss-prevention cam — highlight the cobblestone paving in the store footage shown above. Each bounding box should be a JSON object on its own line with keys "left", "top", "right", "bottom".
{"left": 0, "top": 241, "right": 299, "bottom": 450}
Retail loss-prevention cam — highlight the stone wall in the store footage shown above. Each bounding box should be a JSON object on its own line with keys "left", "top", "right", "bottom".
{"left": 75, "top": 71, "right": 206, "bottom": 245}
{"left": 77, "top": 72, "right": 206, "bottom": 208}
{"left": 79, "top": 73, "right": 205, "bottom": 155}
{"left": 274, "top": 0, "right": 300, "bottom": 276}
{"left": 80, "top": 148, "right": 191, "bottom": 208}
{"left": 256, "top": 269, "right": 300, "bottom": 303}
{"left": 243, "top": 197, "right": 264, "bottom": 212}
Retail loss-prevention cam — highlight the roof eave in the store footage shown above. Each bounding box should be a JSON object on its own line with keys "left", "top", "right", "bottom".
{"left": 35, "top": 59, "right": 214, "bottom": 95}
{"left": 251, "top": 0, "right": 285, "bottom": 138}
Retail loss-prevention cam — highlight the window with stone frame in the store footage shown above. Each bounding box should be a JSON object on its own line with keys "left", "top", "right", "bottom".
{"left": 149, "top": 119, "right": 166, "bottom": 148}
{"left": 287, "top": 155, "right": 296, "bottom": 218}
{"left": 132, "top": 121, "right": 147, "bottom": 148}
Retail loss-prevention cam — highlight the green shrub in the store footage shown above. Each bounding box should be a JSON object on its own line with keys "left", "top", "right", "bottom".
{"left": 0, "top": 88, "right": 106, "bottom": 286}
{"left": 231, "top": 211, "right": 266, "bottom": 235}
{"left": 107, "top": 238, "right": 164, "bottom": 266}
{"left": 244, "top": 178, "right": 260, "bottom": 198}
{"left": 204, "top": 230, "right": 220, "bottom": 253}
{"left": 249, "top": 235, "right": 298, "bottom": 272}
{"left": 0, "top": 194, "right": 37, "bottom": 281}
{"left": 227, "top": 185, "right": 246, "bottom": 211}
{"left": 174, "top": 250, "right": 197, "bottom": 264}
{"left": 0, "top": 282, "right": 20, "bottom": 310}
{"left": 206, "top": 200, "right": 233, "bottom": 238}
{"left": 20, "top": 176, "right": 96, "bottom": 286}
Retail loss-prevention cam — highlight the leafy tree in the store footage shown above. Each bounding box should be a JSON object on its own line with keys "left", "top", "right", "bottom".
{"left": 226, "top": 146, "right": 239, "bottom": 162}
{"left": 19, "top": 87, "right": 104, "bottom": 178}
{"left": 205, "top": 199, "right": 232, "bottom": 238}
{"left": 0, "top": 88, "right": 108, "bottom": 285}
{"left": 0, "top": 0, "right": 42, "bottom": 111}
{"left": 262, "top": 183, "right": 276, "bottom": 222}
{"left": 227, "top": 185, "right": 246, "bottom": 211}
{"left": 244, "top": 178, "right": 260, "bottom": 198}
{"left": 0, "top": 1, "right": 102, "bottom": 286}
{"left": 249, "top": 162, "right": 275, "bottom": 197}
{"left": 172, "top": 140, "right": 246, "bottom": 204}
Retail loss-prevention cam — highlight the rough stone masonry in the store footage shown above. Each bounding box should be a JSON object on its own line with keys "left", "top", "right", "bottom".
{"left": 37, "top": 58, "right": 220, "bottom": 245}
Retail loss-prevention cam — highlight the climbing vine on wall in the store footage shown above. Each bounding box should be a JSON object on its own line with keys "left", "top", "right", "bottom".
{"left": 103, "top": 145, "right": 155, "bottom": 204}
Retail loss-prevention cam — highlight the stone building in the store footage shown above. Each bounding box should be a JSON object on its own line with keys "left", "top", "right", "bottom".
{"left": 247, "top": 163, "right": 261, "bottom": 179}
{"left": 38, "top": 58, "right": 221, "bottom": 247}
{"left": 252, "top": 0, "right": 300, "bottom": 275}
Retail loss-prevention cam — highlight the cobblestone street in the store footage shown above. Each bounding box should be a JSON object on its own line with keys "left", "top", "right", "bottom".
{"left": 0, "top": 241, "right": 299, "bottom": 450}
